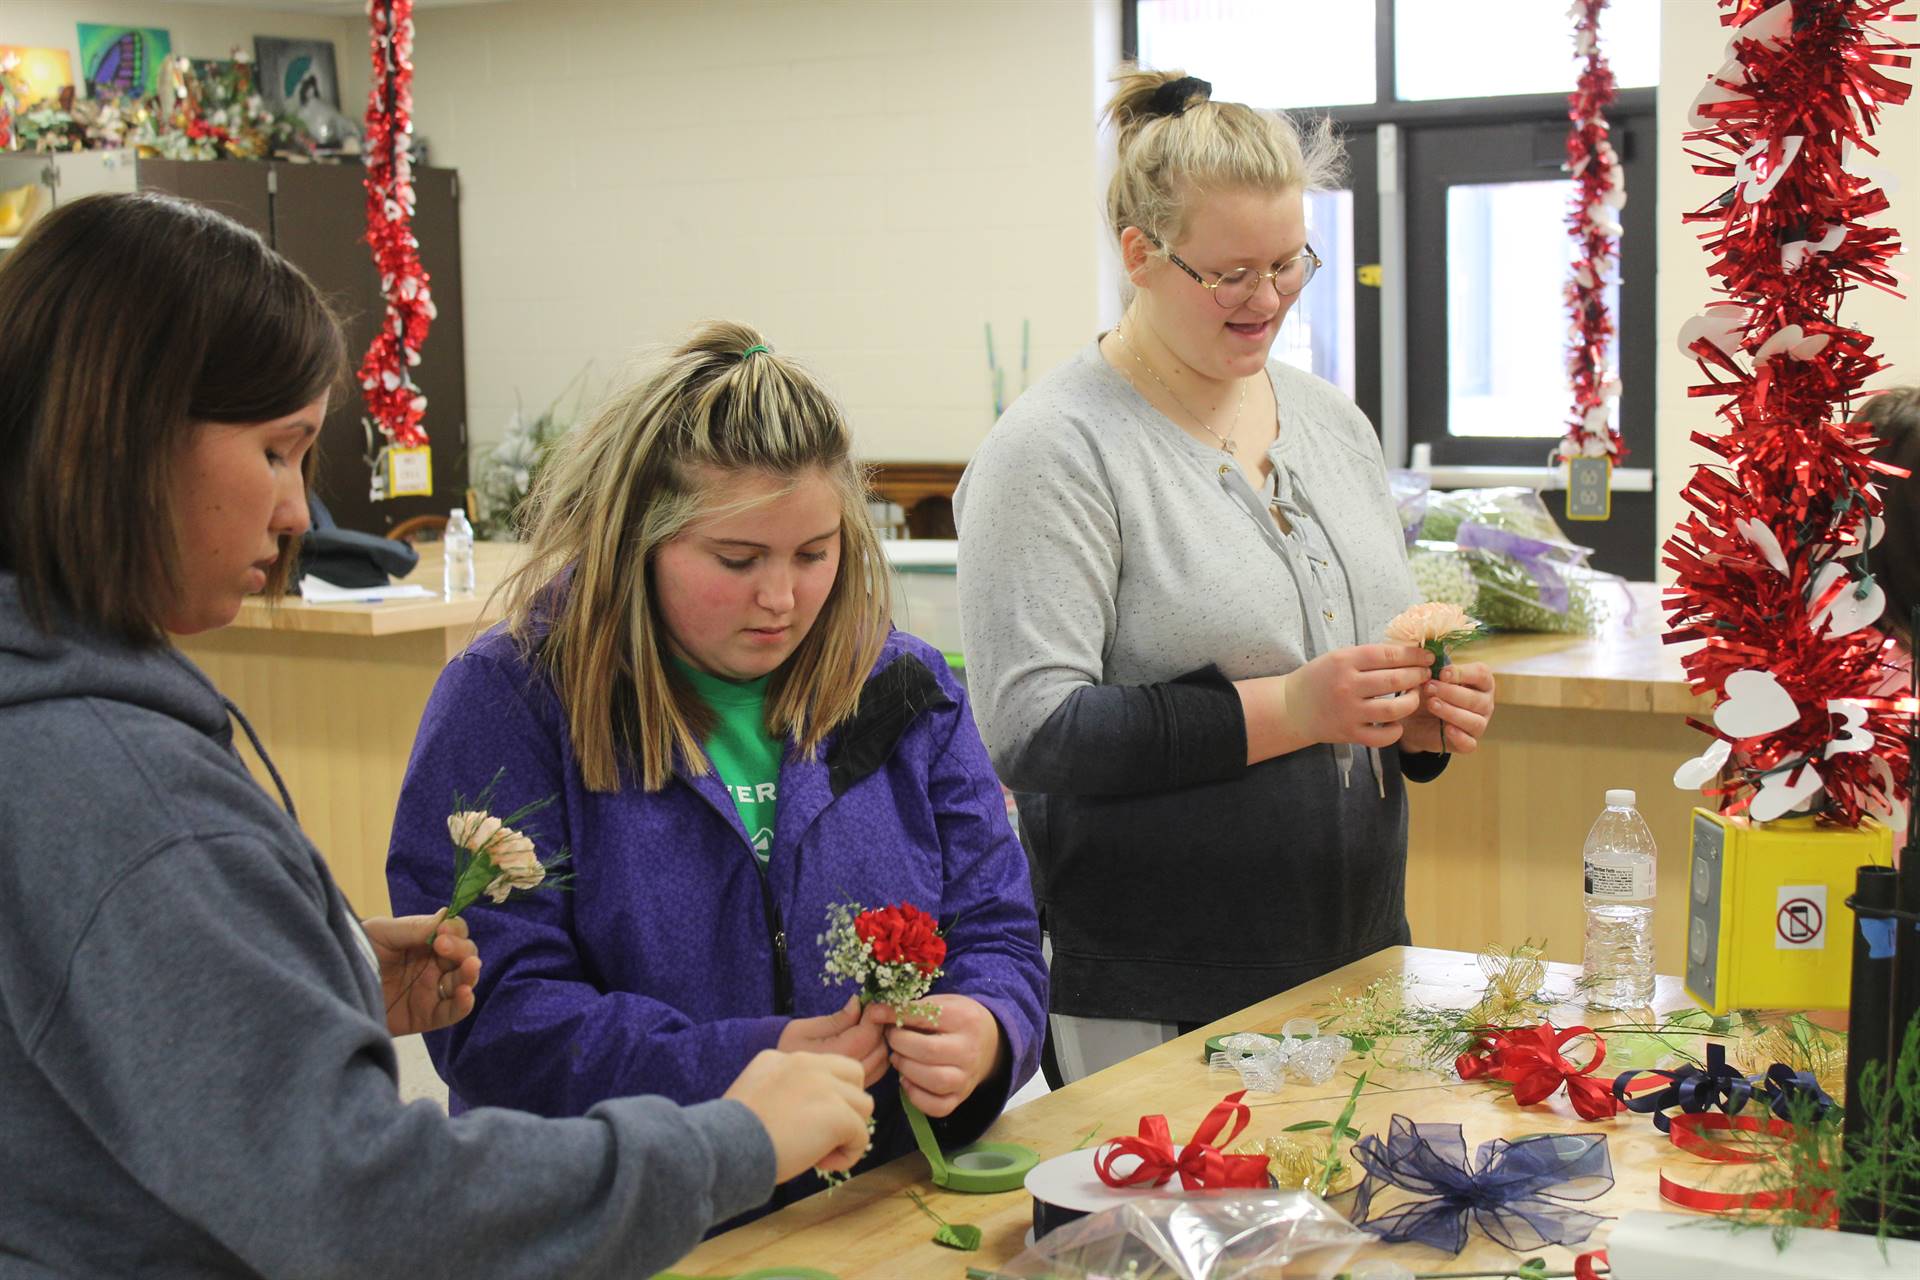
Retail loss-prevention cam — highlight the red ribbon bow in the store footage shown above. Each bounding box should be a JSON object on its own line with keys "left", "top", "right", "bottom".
{"left": 1093, "top": 1090, "right": 1271, "bottom": 1191}
{"left": 1456, "top": 1023, "right": 1621, "bottom": 1122}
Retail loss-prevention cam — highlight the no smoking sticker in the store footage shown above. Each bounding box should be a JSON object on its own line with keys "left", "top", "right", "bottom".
{"left": 1775, "top": 884, "right": 1827, "bottom": 950}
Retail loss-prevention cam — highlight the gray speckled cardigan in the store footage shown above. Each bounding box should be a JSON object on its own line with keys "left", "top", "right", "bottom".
{"left": 954, "top": 341, "right": 1438, "bottom": 1023}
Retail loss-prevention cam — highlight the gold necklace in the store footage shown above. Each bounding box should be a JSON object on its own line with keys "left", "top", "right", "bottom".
{"left": 1114, "top": 326, "right": 1247, "bottom": 457}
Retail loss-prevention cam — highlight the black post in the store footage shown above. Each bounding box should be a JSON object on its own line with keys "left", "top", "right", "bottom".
{"left": 1843, "top": 864, "right": 1898, "bottom": 1234}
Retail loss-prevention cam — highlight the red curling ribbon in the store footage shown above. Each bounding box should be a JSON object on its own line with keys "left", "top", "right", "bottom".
{"left": 1575, "top": 1248, "right": 1610, "bottom": 1280}
{"left": 1456, "top": 1023, "right": 1622, "bottom": 1121}
{"left": 1668, "top": 1110, "right": 1795, "bottom": 1163}
{"left": 1093, "top": 1090, "right": 1271, "bottom": 1191}
{"left": 1658, "top": 1169, "right": 1834, "bottom": 1222}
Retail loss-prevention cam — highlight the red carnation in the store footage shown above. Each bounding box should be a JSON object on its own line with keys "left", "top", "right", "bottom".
{"left": 853, "top": 903, "right": 946, "bottom": 972}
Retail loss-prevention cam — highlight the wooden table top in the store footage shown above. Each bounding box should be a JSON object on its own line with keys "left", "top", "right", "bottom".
{"left": 675, "top": 945, "right": 1736, "bottom": 1279}
{"left": 223, "top": 540, "right": 526, "bottom": 637}
{"left": 1459, "top": 582, "right": 1707, "bottom": 714}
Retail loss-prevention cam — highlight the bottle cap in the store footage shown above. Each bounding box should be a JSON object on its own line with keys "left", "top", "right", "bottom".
{"left": 1606, "top": 788, "right": 1636, "bottom": 808}
{"left": 450, "top": 507, "right": 466, "bottom": 519}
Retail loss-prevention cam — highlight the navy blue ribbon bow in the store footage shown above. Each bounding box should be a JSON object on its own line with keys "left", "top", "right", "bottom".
{"left": 1613, "top": 1042, "right": 1756, "bottom": 1132}
{"left": 1755, "top": 1063, "right": 1836, "bottom": 1124}
{"left": 1341, "top": 1116, "right": 1614, "bottom": 1255}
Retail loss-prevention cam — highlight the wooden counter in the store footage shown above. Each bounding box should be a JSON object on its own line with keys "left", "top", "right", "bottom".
{"left": 1406, "top": 582, "right": 1710, "bottom": 978}
{"left": 183, "top": 564, "right": 1717, "bottom": 936}
{"left": 672, "top": 945, "right": 1743, "bottom": 1279}
{"left": 175, "top": 541, "right": 525, "bottom": 914}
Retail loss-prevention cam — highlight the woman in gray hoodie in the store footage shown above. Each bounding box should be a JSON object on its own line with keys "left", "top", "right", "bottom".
{"left": 0, "top": 193, "right": 872, "bottom": 1277}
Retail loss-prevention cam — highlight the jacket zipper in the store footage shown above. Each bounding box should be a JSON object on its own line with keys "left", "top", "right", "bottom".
{"left": 752, "top": 856, "right": 794, "bottom": 1015}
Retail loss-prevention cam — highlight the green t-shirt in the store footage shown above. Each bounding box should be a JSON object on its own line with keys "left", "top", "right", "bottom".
{"left": 673, "top": 658, "right": 782, "bottom": 861}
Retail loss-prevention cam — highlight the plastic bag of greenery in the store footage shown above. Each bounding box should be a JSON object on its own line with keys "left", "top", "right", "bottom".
{"left": 983, "top": 1192, "right": 1368, "bottom": 1280}
{"left": 1411, "top": 486, "right": 1620, "bottom": 634}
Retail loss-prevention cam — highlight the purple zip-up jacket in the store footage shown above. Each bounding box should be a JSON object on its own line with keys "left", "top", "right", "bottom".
{"left": 386, "top": 624, "right": 1046, "bottom": 1206}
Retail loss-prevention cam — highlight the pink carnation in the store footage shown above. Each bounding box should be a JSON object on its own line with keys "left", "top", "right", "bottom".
{"left": 1384, "top": 601, "right": 1477, "bottom": 646}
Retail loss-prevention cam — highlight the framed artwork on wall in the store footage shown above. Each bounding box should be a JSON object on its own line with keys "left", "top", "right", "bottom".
{"left": 253, "top": 36, "right": 341, "bottom": 114}
{"left": 76, "top": 24, "right": 170, "bottom": 100}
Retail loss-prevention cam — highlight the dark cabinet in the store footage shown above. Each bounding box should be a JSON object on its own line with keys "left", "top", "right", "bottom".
{"left": 0, "top": 152, "right": 467, "bottom": 535}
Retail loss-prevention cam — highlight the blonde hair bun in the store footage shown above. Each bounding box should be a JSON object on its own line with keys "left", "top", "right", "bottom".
{"left": 1102, "top": 65, "right": 1344, "bottom": 249}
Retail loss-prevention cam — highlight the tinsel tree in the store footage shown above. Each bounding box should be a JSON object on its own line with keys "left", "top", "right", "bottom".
{"left": 1664, "top": 0, "right": 1914, "bottom": 827}
{"left": 1561, "top": 0, "right": 1628, "bottom": 463}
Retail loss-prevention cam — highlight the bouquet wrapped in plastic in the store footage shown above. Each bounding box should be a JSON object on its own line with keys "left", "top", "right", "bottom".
{"left": 993, "top": 1191, "right": 1369, "bottom": 1280}
{"left": 1388, "top": 475, "right": 1623, "bottom": 634}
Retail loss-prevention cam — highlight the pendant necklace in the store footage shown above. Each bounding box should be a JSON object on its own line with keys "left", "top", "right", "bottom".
{"left": 1113, "top": 326, "right": 1247, "bottom": 457}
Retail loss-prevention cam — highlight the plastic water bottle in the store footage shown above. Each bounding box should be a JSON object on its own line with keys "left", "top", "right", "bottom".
{"left": 443, "top": 507, "right": 476, "bottom": 597}
{"left": 1580, "top": 788, "right": 1657, "bottom": 1009}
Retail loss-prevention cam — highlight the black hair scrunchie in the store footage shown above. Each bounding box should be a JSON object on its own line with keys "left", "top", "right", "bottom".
{"left": 1146, "top": 75, "right": 1212, "bottom": 119}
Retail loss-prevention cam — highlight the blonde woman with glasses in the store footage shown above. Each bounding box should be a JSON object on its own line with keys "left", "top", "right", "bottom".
{"left": 955, "top": 70, "right": 1497, "bottom": 1084}
{"left": 386, "top": 322, "right": 1046, "bottom": 1218}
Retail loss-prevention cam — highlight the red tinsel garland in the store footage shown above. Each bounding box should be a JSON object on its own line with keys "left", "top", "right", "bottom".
{"left": 1663, "top": 0, "right": 1915, "bottom": 828}
{"left": 1561, "top": 0, "right": 1626, "bottom": 463}
{"left": 358, "top": 0, "right": 434, "bottom": 453}
{"left": 0, "top": 53, "right": 18, "bottom": 152}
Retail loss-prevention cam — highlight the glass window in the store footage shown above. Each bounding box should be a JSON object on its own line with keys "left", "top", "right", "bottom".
{"left": 1445, "top": 179, "right": 1619, "bottom": 440}
{"left": 1136, "top": 0, "right": 1377, "bottom": 109}
{"left": 1275, "top": 188, "right": 1356, "bottom": 398}
{"left": 1395, "top": 0, "right": 1660, "bottom": 101}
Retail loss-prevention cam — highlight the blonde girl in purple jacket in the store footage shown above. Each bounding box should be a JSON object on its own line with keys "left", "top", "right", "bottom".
{"left": 386, "top": 322, "right": 1047, "bottom": 1212}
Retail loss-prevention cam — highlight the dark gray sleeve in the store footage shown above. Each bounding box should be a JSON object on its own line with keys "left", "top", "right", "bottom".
{"left": 29, "top": 833, "right": 775, "bottom": 1279}
{"left": 1004, "top": 663, "right": 1250, "bottom": 795}
{"left": 1399, "top": 748, "right": 1450, "bottom": 784}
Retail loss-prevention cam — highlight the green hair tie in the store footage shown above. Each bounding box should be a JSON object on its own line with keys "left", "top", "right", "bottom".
{"left": 741, "top": 344, "right": 771, "bottom": 358}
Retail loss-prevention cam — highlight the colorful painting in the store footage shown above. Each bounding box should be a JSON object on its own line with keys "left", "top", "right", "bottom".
{"left": 76, "top": 24, "right": 171, "bottom": 101}
{"left": 253, "top": 36, "right": 340, "bottom": 113}
{"left": 0, "top": 46, "right": 75, "bottom": 106}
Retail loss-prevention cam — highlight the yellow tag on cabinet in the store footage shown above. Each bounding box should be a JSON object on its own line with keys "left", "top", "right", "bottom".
{"left": 1682, "top": 808, "right": 1892, "bottom": 1013}
{"left": 387, "top": 446, "right": 432, "bottom": 497}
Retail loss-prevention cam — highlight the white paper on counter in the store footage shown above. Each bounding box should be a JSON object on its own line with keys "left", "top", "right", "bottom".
{"left": 298, "top": 576, "right": 437, "bottom": 604}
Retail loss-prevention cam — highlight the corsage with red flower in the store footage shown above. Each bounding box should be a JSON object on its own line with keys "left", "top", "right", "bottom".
{"left": 819, "top": 899, "right": 947, "bottom": 1022}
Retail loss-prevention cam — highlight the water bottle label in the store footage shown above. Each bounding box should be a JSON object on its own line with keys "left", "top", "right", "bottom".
{"left": 1584, "top": 859, "right": 1652, "bottom": 900}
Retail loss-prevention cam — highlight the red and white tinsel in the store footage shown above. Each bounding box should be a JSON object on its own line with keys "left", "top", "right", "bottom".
{"left": 1560, "top": 0, "right": 1627, "bottom": 463}
{"left": 359, "top": 0, "right": 434, "bottom": 454}
{"left": 1664, "top": 0, "right": 1915, "bottom": 828}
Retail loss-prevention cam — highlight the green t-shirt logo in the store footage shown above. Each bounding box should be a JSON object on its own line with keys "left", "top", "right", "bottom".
{"left": 674, "top": 658, "right": 783, "bottom": 864}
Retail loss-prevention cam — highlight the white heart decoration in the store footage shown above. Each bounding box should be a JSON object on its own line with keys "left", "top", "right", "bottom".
{"left": 1751, "top": 760, "right": 1824, "bottom": 823}
{"left": 1808, "top": 560, "right": 1886, "bottom": 638}
{"left": 1715, "top": 669, "right": 1801, "bottom": 739}
{"left": 1690, "top": 59, "right": 1751, "bottom": 128}
{"left": 1782, "top": 224, "right": 1846, "bottom": 271}
{"left": 1674, "top": 737, "right": 1734, "bottom": 790}
{"left": 1580, "top": 437, "right": 1611, "bottom": 458}
{"left": 1572, "top": 264, "right": 1596, "bottom": 289}
{"left": 1755, "top": 323, "right": 1831, "bottom": 362}
{"left": 1677, "top": 302, "right": 1747, "bottom": 359}
{"left": 1587, "top": 202, "right": 1623, "bottom": 237}
{"left": 1730, "top": 1, "right": 1794, "bottom": 52}
{"left": 1825, "top": 699, "right": 1875, "bottom": 758}
{"left": 1737, "top": 136, "right": 1806, "bottom": 203}
{"left": 1583, "top": 404, "right": 1612, "bottom": 434}
{"left": 1837, "top": 513, "right": 1886, "bottom": 558}
{"left": 1735, "top": 517, "right": 1790, "bottom": 576}
{"left": 1867, "top": 754, "right": 1898, "bottom": 818}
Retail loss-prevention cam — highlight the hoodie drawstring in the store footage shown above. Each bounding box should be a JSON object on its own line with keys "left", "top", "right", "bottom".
{"left": 223, "top": 695, "right": 300, "bottom": 824}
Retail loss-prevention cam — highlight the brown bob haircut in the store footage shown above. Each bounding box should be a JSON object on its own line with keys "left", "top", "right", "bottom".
{"left": 1858, "top": 386, "right": 1920, "bottom": 645}
{"left": 0, "top": 192, "right": 346, "bottom": 643}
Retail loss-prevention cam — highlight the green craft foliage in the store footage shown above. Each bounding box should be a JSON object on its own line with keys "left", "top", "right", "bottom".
{"left": 1719, "top": 1012, "right": 1920, "bottom": 1250}
{"left": 906, "top": 1187, "right": 980, "bottom": 1252}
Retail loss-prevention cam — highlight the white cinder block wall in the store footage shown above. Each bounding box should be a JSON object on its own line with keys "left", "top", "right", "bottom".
{"left": 1656, "top": 0, "right": 1920, "bottom": 578}
{"left": 411, "top": 0, "right": 1124, "bottom": 461}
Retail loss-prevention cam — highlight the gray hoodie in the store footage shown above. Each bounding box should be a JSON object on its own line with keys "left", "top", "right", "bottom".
{"left": 0, "top": 572, "right": 774, "bottom": 1278}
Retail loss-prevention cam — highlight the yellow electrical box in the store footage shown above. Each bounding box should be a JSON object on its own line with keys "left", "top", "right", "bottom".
{"left": 1683, "top": 808, "right": 1893, "bottom": 1013}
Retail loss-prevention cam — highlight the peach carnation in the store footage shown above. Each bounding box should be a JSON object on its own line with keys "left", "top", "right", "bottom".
{"left": 1384, "top": 601, "right": 1478, "bottom": 647}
